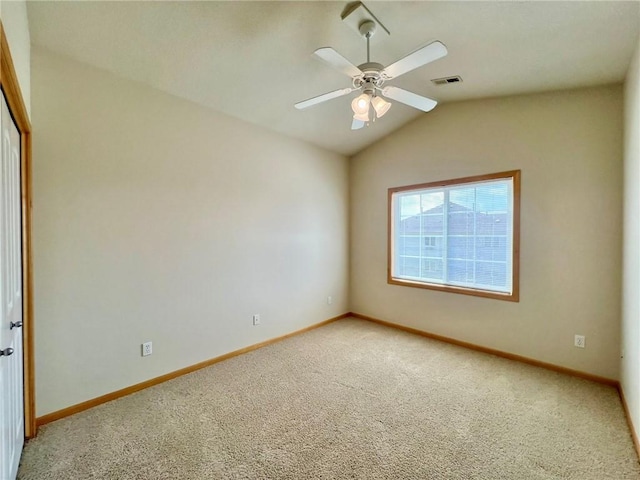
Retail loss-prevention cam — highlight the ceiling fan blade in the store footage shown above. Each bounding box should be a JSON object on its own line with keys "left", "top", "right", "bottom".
{"left": 314, "top": 47, "right": 363, "bottom": 78}
{"left": 381, "top": 86, "right": 437, "bottom": 112}
{"left": 294, "top": 88, "right": 354, "bottom": 110}
{"left": 383, "top": 41, "right": 448, "bottom": 79}
{"left": 351, "top": 118, "right": 365, "bottom": 130}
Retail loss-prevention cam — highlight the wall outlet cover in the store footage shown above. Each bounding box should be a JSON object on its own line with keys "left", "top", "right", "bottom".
{"left": 142, "top": 342, "right": 153, "bottom": 356}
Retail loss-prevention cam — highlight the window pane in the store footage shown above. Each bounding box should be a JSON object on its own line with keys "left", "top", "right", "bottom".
{"left": 477, "top": 236, "right": 507, "bottom": 261}
{"left": 421, "top": 258, "right": 443, "bottom": 280}
{"left": 398, "top": 256, "right": 420, "bottom": 278}
{"left": 423, "top": 214, "right": 443, "bottom": 235}
{"left": 448, "top": 212, "right": 474, "bottom": 235}
{"left": 447, "top": 259, "right": 474, "bottom": 283}
{"left": 398, "top": 236, "right": 420, "bottom": 256}
{"left": 477, "top": 212, "right": 508, "bottom": 235}
{"left": 476, "top": 261, "right": 507, "bottom": 288}
{"left": 421, "top": 192, "right": 445, "bottom": 215}
{"left": 448, "top": 236, "right": 474, "bottom": 260}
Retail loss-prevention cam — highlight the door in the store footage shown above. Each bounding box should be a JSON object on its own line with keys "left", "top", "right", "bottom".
{"left": 0, "top": 89, "right": 24, "bottom": 480}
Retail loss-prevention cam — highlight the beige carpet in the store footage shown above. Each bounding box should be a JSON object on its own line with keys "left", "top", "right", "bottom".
{"left": 18, "top": 318, "right": 640, "bottom": 479}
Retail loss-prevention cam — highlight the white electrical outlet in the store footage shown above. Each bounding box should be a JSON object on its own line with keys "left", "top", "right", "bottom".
{"left": 252, "top": 314, "right": 261, "bottom": 326}
{"left": 327, "top": 296, "right": 333, "bottom": 305}
{"left": 141, "top": 341, "right": 152, "bottom": 356}
{"left": 574, "top": 335, "right": 585, "bottom": 348}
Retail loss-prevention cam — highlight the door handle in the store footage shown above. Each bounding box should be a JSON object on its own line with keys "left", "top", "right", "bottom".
{"left": 10, "top": 321, "right": 22, "bottom": 330}
{"left": 0, "top": 348, "right": 14, "bottom": 357}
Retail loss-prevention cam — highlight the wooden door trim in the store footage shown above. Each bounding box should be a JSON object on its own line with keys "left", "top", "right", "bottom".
{"left": 0, "top": 21, "right": 36, "bottom": 439}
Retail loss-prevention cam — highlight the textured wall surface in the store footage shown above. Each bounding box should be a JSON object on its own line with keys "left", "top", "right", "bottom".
{"left": 351, "top": 85, "right": 623, "bottom": 380}
{"left": 32, "top": 48, "right": 349, "bottom": 416}
{"left": 622, "top": 34, "right": 640, "bottom": 444}
{"left": 0, "top": 0, "right": 30, "bottom": 116}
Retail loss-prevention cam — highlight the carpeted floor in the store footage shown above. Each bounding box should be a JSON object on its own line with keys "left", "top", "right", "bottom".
{"left": 18, "top": 318, "right": 640, "bottom": 479}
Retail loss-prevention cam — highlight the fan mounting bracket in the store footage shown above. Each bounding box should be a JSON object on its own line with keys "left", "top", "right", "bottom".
{"left": 341, "top": 2, "right": 390, "bottom": 40}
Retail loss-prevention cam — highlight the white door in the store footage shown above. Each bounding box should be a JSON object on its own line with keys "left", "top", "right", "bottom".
{"left": 0, "top": 90, "right": 25, "bottom": 480}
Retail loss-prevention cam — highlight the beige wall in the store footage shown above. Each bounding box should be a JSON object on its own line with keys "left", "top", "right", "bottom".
{"left": 31, "top": 48, "right": 349, "bottom": 416}
{"left": 0, "top": 0, "right": 30, "bottom": 117}
{"left": 350, "top": 86, "right": 623, "bottom": 380}
{"left": 622, "top": 35, "right": 640, "bottom": 442}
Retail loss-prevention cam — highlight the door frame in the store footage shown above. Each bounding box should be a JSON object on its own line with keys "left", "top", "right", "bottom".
{"left": 0, "top": 21, "right": 36, "bottom": 439}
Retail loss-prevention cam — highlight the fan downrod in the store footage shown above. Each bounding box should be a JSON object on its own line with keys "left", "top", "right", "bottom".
{"left": 353, "top": 20, "right": 385, "bottom": 90}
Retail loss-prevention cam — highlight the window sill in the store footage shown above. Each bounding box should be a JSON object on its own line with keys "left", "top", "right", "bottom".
{"left": 387, "top": 276, "right": 519, "bottom": 302}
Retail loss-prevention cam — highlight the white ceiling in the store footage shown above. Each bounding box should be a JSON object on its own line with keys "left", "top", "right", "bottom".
{"left": 27, "top": 1, "right": 640, "bottom": 156}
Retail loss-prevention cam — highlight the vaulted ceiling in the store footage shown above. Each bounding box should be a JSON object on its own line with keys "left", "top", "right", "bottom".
{"left": 27, "top": 1, "right": 640, "bottom": 156}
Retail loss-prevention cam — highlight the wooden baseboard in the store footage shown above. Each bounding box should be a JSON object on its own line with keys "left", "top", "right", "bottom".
{"left": 35, "top": 308, "right": 634, "bottom": 462}
{"left": 350, "top": 312, "right": 619, "bottom": 387}
{"left": 36, "top": 313, "right": 350, "bottom": 427}
{"left": 619, "top": 385, "right": 640, "bottom": 461}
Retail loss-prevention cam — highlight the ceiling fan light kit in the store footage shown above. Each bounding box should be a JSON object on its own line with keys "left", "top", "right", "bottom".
{"left": 350, "top": 92, "right": 391, "bottom": 124}
{"left": 295, "top": 2, "right": 448, "bottom": 130}
{"left": 352, "top": 93, "right": 370, "bottom": 114}
{"left": 371, "top": 95, "right": 391, "bottom": 117}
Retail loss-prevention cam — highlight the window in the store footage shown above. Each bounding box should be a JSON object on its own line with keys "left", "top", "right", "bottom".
{"left": 388, "top": 170, "right": 520, "bottom": 301}
{"left": 424, "top": 236, "right": 438, "bottom": 247}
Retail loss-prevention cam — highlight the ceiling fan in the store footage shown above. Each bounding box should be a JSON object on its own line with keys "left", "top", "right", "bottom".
{"left": 294, "top": 20, "right": 448, "bottom": 130}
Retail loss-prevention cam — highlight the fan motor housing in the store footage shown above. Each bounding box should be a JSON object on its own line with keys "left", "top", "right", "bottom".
{"left": 355, "top": 62, "right": 386, "bottom": 89}
{"left": 358, "top": 62, "right": 384, "bottom": 73}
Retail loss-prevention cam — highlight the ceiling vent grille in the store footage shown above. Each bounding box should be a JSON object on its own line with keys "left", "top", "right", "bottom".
{"left": 431, "top": 76, "right": 463, "bottom": 85}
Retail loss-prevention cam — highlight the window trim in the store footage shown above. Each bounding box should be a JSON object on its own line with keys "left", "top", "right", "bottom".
{"left": 387, "top": 170, "right": 520, "bottom": 302}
